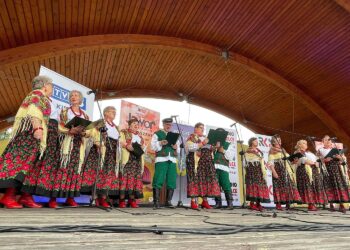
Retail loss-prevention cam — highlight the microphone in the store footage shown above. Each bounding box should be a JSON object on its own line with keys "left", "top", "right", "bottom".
{"left": 87, "top": 89, "right": 97, "bottom": 95}
{"left": 230, "top": 122, "right": 237, "bottom": 127}
{"left": 171, "top": 115, "right": 179, "bottom": 118}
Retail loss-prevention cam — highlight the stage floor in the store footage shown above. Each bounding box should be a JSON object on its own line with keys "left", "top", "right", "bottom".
{"left": 0, "top": 206, "right": 349, "bottom": 249}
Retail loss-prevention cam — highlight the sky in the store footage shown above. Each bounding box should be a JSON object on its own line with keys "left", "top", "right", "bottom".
{"left": 93, "top": 98, "right": 255, "bottom": 144}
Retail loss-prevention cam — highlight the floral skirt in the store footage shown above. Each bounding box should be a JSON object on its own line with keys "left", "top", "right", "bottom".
{"left": 51, "top": 135, "right": 83, "bottom": 198}
{"left": 323, "top": 160, "right": 350, "bottom": 203}
{"left": 0, "top": 127, "right": 39, "bottom": 191}
{"left": 119, "top": 154, "right": 143, "bottom": 199}
{"left": 81, "top": 138, "right": 119, "bottom": 197}
{"left": 245, "top": 161, "right": 270, "bottom": 203}
{"left": 296, "top": 165, "right": 327, "bottom": 204}
{"left": 186, "top": 149, "right": 221, "bottom": 198}
{"left": 22, "top": 119, "right": 60, "bottom": 196}
{"left": 272, "top": 160, "right": 301, "bottom": 204}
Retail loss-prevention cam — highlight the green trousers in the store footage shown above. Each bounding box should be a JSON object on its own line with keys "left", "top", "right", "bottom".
{"left": 216, "top": 169, "right": 232, "bottom": 193}
{"left": 152, "top": 161, "right": 177, "bottom": 189}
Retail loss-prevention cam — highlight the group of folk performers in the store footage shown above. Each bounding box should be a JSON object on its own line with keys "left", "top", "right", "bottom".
{"left": 245, "top": 135, "right": 350, "bottom": 213}
{"left": 0, "top": 75, "right": 349, "bottom": 213}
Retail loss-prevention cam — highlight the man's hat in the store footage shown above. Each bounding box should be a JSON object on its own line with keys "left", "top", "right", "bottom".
{"left": 162, "top": 117, "right": 173, "bottom": 123}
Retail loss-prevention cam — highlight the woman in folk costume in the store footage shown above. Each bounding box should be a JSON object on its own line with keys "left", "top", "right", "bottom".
{"left": 119, "top": 117, "right": 144, "bottom": 208}
{"left": 294, "top": 140, "right": 327, "bottom": 212}
{"left": 0, "top": 76, "right": 52, "bottom": 209}
{"left": 81, "top": 106, "right": 120, "bottom": 208}
{"left": 186, "top": 122, "right": 221, "bottom": 210}
{"left": 51, "top": 90, "right": 93, "bottom": 207}
{"left": 318, "top": 135, "right": 349, "bottom": 213}
{"left": 21, "top": 87, "right": 61, "bottom": 208}
{"left": 268, "top": 135, "right": 301, "bottom": 210}
{"left": 245, "top": 137, "right": 271, "bottom": 211}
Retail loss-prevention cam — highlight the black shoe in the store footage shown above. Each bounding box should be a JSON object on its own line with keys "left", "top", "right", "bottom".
{"left": 153, "top": 188, "right": 161, "bottom": 209}
{"left": 165, "top": 189, "right": 175, "bottom": 209}
{"left": 225, "top": 192, "right": 234, "bottom": 210}
{"left": 214, "top": 197, "right": 222, "bottom": 209}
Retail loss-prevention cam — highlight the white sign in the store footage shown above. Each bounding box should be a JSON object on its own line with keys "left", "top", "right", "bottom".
{"left": 206, "top": 125, "right": 240, "bottom": 206}
{"left": 256, "top": 134, "right": 275, "bottom": 207}
{"left": 39, "top": 66, "right": 95, "bottom": 119}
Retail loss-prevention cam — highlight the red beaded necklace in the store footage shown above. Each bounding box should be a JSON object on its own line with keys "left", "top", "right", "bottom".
{"left": 106, "top": 120, "right": 115, "bottom": 127}
{"left": 70, "top": 106, "right": 82, "bottom": 117}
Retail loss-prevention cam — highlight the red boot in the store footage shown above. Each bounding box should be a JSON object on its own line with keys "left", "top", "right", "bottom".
{"left": 276, "top": 203, "right": 283, "bottom": 211}
{"left": 0, "top": 188, "right": 23, "bottom": 209}
{"left": 48, "top": 197, "right": 58, "bottom": 208}
{"left": 98, "top": 198, "right": 111, "bottom": 208}
{"left": 339, "top": 204, "right": 346, "bottom": 214}
{"left": 256, "top": 202, "right": 264, "bottom": 211}
{"left": 308, "top": 203, "right": 317, "bottom": 211}
{"left": 191, "top": 200, "right": 198, "bottom": 209}
{"left": 119, "top": 199, "right": 126, "bottom": 208}
{"left": 65, "top": 197, "right": 78, "bottom": 207}
{"left": 18, "top": 192, "right": 42, "bottom": 208}
{"left": 201, "top": 199, "right": 212, "bottom": 209}
{"left": 249, "top": 201, "right": 258, "bottom": 211}
{"left": 129, "top": 199, "right": 138, "bottom": 208}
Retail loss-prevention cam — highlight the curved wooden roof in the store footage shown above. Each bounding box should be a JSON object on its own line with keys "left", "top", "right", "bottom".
{"left": 0, "top": 0, "right": 349, "bottom": 149}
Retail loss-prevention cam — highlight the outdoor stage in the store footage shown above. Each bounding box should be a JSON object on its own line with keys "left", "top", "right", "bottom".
{"left": 0, "top": 206, "right": 349, "bottom": 249}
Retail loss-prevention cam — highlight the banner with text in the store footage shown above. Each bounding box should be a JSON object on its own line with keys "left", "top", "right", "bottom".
{"left": 255, "top": 134, "right": 275, "bottom": 207}
{"left": 39, "top": 66, "right": 95, "bottom": 119}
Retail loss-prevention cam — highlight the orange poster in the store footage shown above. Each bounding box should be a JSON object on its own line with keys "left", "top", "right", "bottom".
{"left": 119, "top": 100, "right": 160, "bottom": 203}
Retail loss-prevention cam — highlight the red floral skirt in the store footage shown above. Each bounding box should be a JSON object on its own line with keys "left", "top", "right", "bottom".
{"left": 51, "top": 135, "right": 83, "bottom": 198}
{"left": 0, "top": 126, "right": 39, "bottom": 191}
{"left": 22, "top": 119, "right": 60, "bottom": 196}
{"left": 323, "top": 160, "right": 350, "bottom": 203}
{"left": 296, "top": 165, "right": 327, "bottom": 204}
{"left": 119, "top": 154, "right": 143, "bottom": 199}
{"left": 245, "top": 161, "right": 270, "bottom": 203}
{"left": 81, "top": 137, "right": 119, "bottom": 197}
{"left": 272, "top": 160, "right": 301, "bottom": 204}
{"left": 186, "top": 149, "right": 221, "bottom": 198}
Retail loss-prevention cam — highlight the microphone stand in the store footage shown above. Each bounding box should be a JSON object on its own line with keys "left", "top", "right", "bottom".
{"left": 232, "top": 123, "right": 247, "bottom": 208}
{"left": 172, "top": 116, "right": 188, "bottom": 208}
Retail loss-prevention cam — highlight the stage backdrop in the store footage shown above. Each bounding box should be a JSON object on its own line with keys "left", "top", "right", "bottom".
{"left": 119, "top": 100, "right": 160, "bottom": 204}
{"left": 39, "top": 66, "right": 95, "bottom": 119}
{"left": 255, "top": 134, "right": 275, "bottom": 208}
{"left": 206, "top": 125, "right": 241, "bottom": 206}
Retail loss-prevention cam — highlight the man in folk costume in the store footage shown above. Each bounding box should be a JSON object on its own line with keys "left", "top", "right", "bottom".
{"left": 0, "top": 76, "right": 52, "bottom": 209}
{"left": 151, "top": 117, "right": 179, "bottom": 209}
{"left": 213, "top": 140, "right": 235, "bottom": 209}
{"left": 81, "top": 106, "right": 120, "bottom": 208}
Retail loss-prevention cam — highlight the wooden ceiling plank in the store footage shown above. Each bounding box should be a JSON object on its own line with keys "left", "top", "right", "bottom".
{"left": 87, "top": 0, "right": 97, "bottom": 35}
{"left": 0, "top": 0, "right": 16, "bottom": 48}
